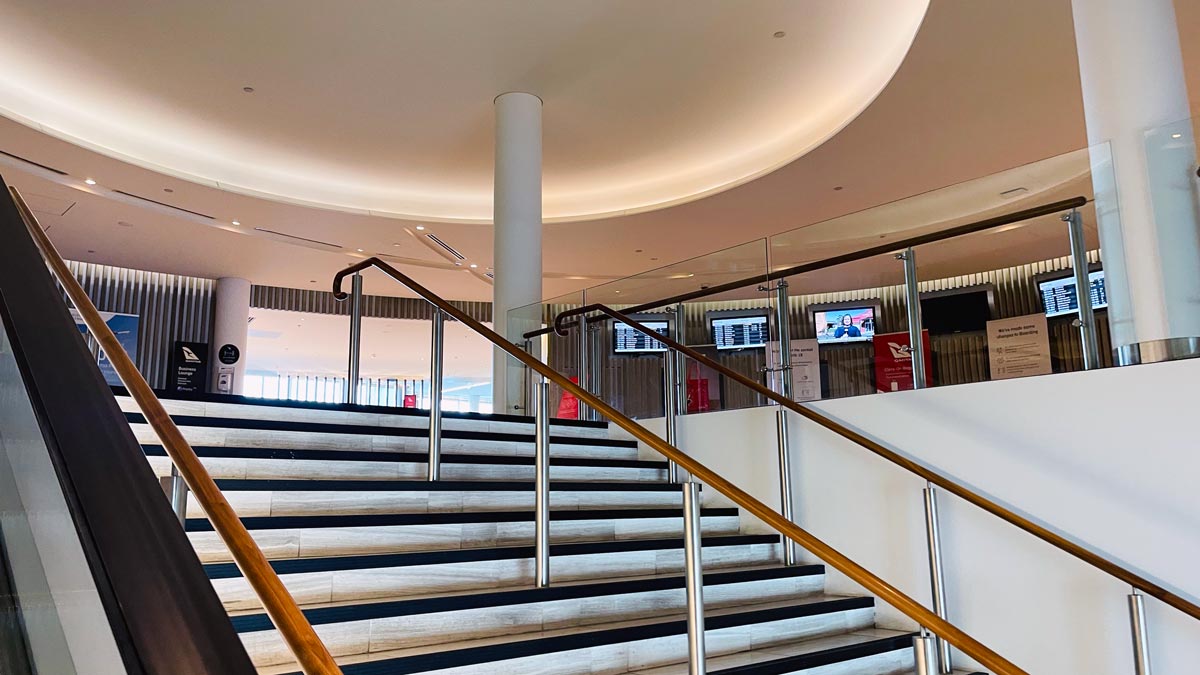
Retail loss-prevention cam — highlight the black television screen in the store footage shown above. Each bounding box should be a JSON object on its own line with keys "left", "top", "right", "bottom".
{"left": 919, "top": 289, "right": 993, "bottom": 334}
{"left": 612, "top": 320, "right": 669, "bottom": 354}
{"left": 711, "top": 315, "right": 769, "bottom": 350}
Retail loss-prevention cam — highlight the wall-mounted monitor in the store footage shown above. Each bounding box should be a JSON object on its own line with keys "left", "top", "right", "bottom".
{"left": 708, "top": 311, "right": 769, "bottom": 351}
{"left": 813, "top": 306, "right": 876, "bottom": 344}
{"left": 1038, "top": 268, "right": 1107, "bottom": 318}
{"left": 612, "top": 320, "right": 669, "bottom": 354}
{"left": 919, "top": 285, "right": 995, "bottom": 334}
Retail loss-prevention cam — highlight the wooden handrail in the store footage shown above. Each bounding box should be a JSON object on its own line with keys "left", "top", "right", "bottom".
{"left": 552, "top": 303, "right": 1200, "bottom": 625}
{"left": 332, "top": 256, "right": 1031, "bottom": 675}
{"left": 9, "top": 187, "right": 343, "bottom": 675}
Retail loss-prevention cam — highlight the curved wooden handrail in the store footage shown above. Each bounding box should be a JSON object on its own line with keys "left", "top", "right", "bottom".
{"left": 9, "top": 187, "right": 343, "bottom": 675}
{"left": 333, "top": 256, "right": 1030, "bottom": 675}
{"left": 552, "top": 302, "right": 1200, "bottom": 624}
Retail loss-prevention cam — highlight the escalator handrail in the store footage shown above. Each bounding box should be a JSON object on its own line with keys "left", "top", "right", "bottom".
{"left": 8, "top": 186, "right": 343, "bottom": 675}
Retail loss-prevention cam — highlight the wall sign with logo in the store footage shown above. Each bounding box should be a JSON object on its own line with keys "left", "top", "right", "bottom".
{"left": 986, "top": 313, "right": 1052, "bottom": 380}
{"left": 872, "top": 330, "right": 931, "bottom": 393}
{"left": 767, "top": 338, "right": 822, "bottom": 402}
{"left": 170, "top": 341, "right": 208, "bottom": 393}
{"left": 218, "top": 344, "right": 241, "bottom": 365}
{"left": 70, "top": 309, "right": 139, "bottom": 386}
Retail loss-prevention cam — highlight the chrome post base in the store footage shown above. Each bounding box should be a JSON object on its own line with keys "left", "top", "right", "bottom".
{"left": 913, "top": 633, "right": 938, "bottom": 675}
{"left": 1116, "top": 337, "right": 1200, "bottom": 366}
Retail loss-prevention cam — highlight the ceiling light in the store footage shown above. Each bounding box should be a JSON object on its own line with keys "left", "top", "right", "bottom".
{"left": 84, "top": 178, "right": 96, "bottom": 185}
{"left": 232, "top": 220, "right": 241, "bottom": 226}
{"left": 469, "top": 264, "right": 478, "bottom": 268}
{"left": 615, "top": 290, "right": 621, "bottom": 294}
{"left": 242, "top": 86, "right": 255, "bottom": 93}
{"left": 773, "top": 31, "right": 787, "bottom": 38}
{"left": 356, "top": 248, "right": 364, "bottom": 252}
{"left": 1172, "top": 133, "right": 1183, "bottom": 139}
{"left": 416, "top": 226, "right": 426, "bottom": 231}
{"left": 87, "top": 249, "right": 95, "bottom": 254}
{"left": 393, "top": 243, "right": 401, "bottom": 247}
{"left": 163, "top": 188, "right": 174, "bottom": 193}
{"left": 687, "top": 273, "right": 695, "bottom": 277}
{"left": 832, "top": 186, "right": 844, "bottom": 191}
{"left": 117, "top": 221, "right": 133, "bottom": 227}
{"left": 454, "top": 262, "right": 462, "bottom": 266}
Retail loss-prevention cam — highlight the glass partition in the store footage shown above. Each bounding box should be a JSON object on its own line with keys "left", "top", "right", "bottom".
{"left": 526, "top": 145, "right": 1134, "bottom": 415}
{"left": 1, "top": 311, "right": 127, "bottom": 675}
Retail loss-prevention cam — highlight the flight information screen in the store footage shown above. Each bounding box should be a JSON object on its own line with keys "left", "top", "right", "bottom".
{"left": 613, "top": 321, "right": 669, "bottom": 354}
{"left": 1040, "top": 270, "right": 1107, "bottom": 318}
{"left": 712, "top": 315, "right": 769, "bottom": 350}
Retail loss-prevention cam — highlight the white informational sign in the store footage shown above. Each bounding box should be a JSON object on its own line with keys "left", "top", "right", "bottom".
{"left": 987, "top": 313, "right": 1052, "bottom": 380}
{"left": 767, "top": 339, "right": 822, "bottom": 402}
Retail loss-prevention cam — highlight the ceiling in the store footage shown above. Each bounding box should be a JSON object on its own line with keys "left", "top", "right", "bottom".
{"left": 0, "top": 0, "right": 927, "bottom": 223}
{"left": 0, "top": 0, "right": 1196, "bottom": 304}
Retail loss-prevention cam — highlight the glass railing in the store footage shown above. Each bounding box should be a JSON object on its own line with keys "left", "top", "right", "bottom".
{"left": 0, "top": 313, "right": 121, "bottom": 674}
{"left": 512, "top": 143, "right": 1131, "bottom": 417}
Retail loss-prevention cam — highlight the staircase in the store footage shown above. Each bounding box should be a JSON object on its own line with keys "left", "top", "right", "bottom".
{"left": 122, "top": 395, "right": 977, "bottom": 675}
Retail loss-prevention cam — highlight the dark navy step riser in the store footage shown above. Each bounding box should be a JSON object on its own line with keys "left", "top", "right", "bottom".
{"left": 231, "top": 565, "right": 824, "bottom": 632}
{"left": 212, "top": 479, "right": 682, "bottom": 492}
{"left": 203, "top": 534, "right": 782, "bottom": 579}
{"left": 186, "top": 507, "right": 738, "bottom": 532}
{"left": 712, "top": 634, "right": 916, "bottom": 674}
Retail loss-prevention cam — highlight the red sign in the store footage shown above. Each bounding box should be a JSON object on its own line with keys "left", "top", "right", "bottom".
{"left": 873, "top": 330, "right": 931, "bottom": 393}
{"left": 557, "top": 376, "right": 581, "bottom": 419}
{"left": 686, "top": 378, "right": 711, "bottom": 413}
{"left": 402, "top": 394, "right": 417, "bottom": 408}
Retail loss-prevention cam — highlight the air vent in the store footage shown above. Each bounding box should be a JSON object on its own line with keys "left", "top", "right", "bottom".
{"left": 253, "top": 227, "right": 341, "bottom": 249}
{"left": 485, "top": 272, "right": 495, "bottom": 279}
{"left": 0, "top": 150, "right": 68, "bottom": 176}
{"left": 426, "top": 233, "right": 466, "bottom": 260}
{"left": 111, "top": 189, "right": 215, "bottom": 219}
{"left": 999, "top": 187, "right": 1029, "bottom": 199}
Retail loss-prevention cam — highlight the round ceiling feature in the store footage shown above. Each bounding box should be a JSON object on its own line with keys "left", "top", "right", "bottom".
{"left": 0, "top": 0, "right": 929, "bottom": 223}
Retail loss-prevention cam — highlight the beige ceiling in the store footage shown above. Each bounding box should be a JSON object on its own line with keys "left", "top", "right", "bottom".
{"left": 0, "top": 0, "right": 927, "bottom": 223}
{"left": 0, "top": 0, "right": 1196, "bottom": 304}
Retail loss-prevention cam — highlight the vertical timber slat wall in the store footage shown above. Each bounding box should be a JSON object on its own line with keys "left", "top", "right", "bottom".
{"left": 541, "top": 251, "right": 1110, "bottom": 416}
{"left": 65, "top": 260, "right": 215, "bottom": 389}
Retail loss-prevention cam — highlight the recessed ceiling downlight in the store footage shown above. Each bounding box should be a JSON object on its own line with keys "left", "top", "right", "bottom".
{"left": 84, "top": 178, "right": 96, "bottom": 185}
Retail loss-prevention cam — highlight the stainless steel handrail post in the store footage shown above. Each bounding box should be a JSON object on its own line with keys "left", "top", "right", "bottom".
{"left": 924, "top": 485, "right": 953, "bottom": 673}
{"left": 898, "top": 248, "right": 926, "bottom": 390}
{"left": 664, "top": 342, "right": 681, "bottom": 484}
{"left": 1129, "top": 589, "right": 1153, "bottom": 675}
{"left": 914, "top": 632, "right": 938, "bottom": 675}
{"left": 534, "top": 379, "right": 551, "bottom": 588}
{"left": 427, "top": 309, "right": 444, "bottom": 481}
{"left": 1065, "top": 209, "right": 1101, "bottom": 370}
{"left": 522, "top": 338, "right": 535, "bottom": 412}
{"left": 577, "top": 315, "right": 591, "bottom": 421}
{"left": 346, "top": 273, "right": 363, "bottom": 404}
{"left": 772, "top": 280, "right": 797, "bottom": 566}
{"left": 901, "top": 247, "right": 951, "bottom": 672}
{"left": 169, "top": 464, "right": 188, "bottom": 526}
{"left": 682, "top": 480, "right": 707, "bottom": 675}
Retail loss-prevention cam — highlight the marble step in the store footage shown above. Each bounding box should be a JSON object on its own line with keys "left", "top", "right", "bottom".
{"left": 118, "top": 395, "right": 611, "bottom": 440}
{"left": 127, "top": 411, "right": 636, "bottom": 459}
{"left": 267, "top": 596, "right": 878, "bottom": 675}
{"left": 628, "top": 628, "right": 920, "bottom": 674}
{"left": 237, "top": 565, "right": 826, "bottom": 668}
{"left": 186, "top": 508, "right": 743, "bottom": 564}
{"left": 144, "top": 445, "right": 668, "bottom": 483}
{"left": 189, "top": 479, "right": 692, "bottom": 518}
{"left": 205, "top": 534, "right": 783, "bottom": 611}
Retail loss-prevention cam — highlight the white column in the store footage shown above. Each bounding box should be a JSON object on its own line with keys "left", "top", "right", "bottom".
{"left": 211, "top": 277, "right": 251, "bottom": 395}
{"left": 493, "top": 92, "right": 543, "bottom": 410}
{"left": 1072, "top": 0, "right": 1200, "bottom": 364}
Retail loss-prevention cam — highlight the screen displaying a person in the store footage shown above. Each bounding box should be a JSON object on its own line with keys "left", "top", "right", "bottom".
{"left": 833, "top": 313, "right": 861, "bottom": 339}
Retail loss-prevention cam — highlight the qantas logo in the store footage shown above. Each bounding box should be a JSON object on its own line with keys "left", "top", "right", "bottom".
{"left": 181, "top": 346, "right": 202, "bottom": 363}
